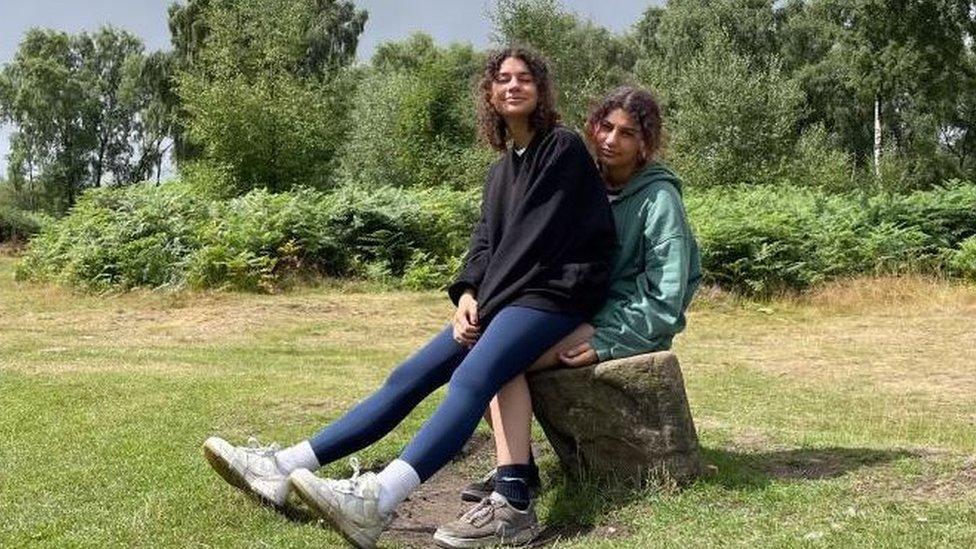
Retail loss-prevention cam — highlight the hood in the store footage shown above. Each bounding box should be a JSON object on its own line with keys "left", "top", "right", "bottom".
{"left": 613, "top": 162, "right": 683, "bottom": 200}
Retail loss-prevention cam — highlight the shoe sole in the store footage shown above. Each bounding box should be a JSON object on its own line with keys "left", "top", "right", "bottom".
{"left": 202, "top": 438, "right": 287, "bottom": 511}
{"left": 432, "top": 524, "right": 542, "bottom": 548}
{"left": 289, "top": 469, "right": 378, "bottom": 549}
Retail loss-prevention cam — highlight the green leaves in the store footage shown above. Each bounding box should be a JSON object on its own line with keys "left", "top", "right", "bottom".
{"left": 175, "top": 0, "right": 367, "bottom": 194}
{"left": 17, "top": 183, "right": 480, "bottom": 292}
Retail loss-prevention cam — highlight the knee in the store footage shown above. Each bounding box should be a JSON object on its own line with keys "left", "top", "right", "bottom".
{"left": 447, "top": 367, "right": 494, "bottom": 405}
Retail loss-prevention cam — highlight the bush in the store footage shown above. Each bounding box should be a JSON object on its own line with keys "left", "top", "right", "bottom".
{"left": 948, "top": 236, "right": 976, "bottom": 281}
{"left": 18, "top": 177, "right": 976, "bottom": 295}
{"left": 18, "top": 182, "right": 480, "bottom": 291}
{"left": 0, "top": 204, "right": 51, "bottom": 243}
{"left": 16, "top": 183, "right": 210, "bottom": 289}
{"left": 688, "top": 181, "right": 976, "bottom": 294}
{"left": 666, "top": 32, "right": 803, "bottom": 187}
{"left": 336, "top": 40, "right": 493, "bottom": 191}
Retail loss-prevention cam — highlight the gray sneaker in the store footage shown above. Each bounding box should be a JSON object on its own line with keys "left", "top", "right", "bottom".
{"left": 202, "top": 436, "right": 291, "bottom": 508}
{"left": 434, "top": 493, "right": 542, "bottom": 548}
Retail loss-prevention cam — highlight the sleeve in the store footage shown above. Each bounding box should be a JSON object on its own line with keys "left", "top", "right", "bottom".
{"left": 589, "top": 192, "right": 695, "bottom": 361}
{"left": 447, "top": 183, "right": 492, "bottom": 305}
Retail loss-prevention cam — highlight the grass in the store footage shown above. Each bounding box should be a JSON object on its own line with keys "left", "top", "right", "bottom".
{"left": 1, "top": 253, "right": 974, "bottom": 547}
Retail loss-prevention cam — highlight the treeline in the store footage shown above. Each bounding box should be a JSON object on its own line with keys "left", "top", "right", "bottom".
{"left": 3, "top": 0, "right": 976, "bottom": 291}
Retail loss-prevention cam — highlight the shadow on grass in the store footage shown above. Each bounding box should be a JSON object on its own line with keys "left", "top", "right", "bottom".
{"left": 534, "top": 446, "right": 917, "bottom": 546}
{"left": 701, "top": 446, "right": 918, "bottom": 489}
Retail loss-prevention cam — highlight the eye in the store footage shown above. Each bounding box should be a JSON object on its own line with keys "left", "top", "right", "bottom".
{"left": 599, "top": 121, "right": 613, "bottom": 132}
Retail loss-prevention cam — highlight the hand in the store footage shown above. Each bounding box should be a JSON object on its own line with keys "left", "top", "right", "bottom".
{"left": 452, "top": 290, "right": 480, "bottom": 347}
{"left": 558, "top": 341, "right": 598, "bottom": 368}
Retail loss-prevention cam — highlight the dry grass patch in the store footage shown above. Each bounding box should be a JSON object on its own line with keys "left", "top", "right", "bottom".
{"left": 682, "top": 276, "right": 976, "bottom": 407}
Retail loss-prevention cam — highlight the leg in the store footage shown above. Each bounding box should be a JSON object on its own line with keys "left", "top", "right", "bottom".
{"left": 491, "top": 323, "right": 594, "bottom": 463}
{"left": 400, "top": 306, "right": 581, "bottom": 482}
{"left": 203, "top": 324, "right": 466, "bottom": 511}
{"left": 307, "top": 324, "right": 467, "bottom": 466}
{"left": 289, "top": 307, "right": 581, "bottom": 548}
{"left": 526, "top": 322, "right": 595, "bottom": 372}
{"left": 490, "top": 375, "right": 533, "bottom": 466}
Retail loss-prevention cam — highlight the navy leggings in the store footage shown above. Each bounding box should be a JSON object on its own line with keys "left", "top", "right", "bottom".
{"left": 309, "top": 305, "right": 580, "bottom": 481}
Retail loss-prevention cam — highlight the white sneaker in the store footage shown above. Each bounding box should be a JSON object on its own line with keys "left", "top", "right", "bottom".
{"left": 289, "top": 461, "right": 393, "bottom": 549}
{"left": 202, "top": 436, "right": 291, "bottom": 508}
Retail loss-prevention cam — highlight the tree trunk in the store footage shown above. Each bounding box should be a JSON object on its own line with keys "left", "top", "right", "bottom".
{"left": 873, "top": 95, "right": 882, "bottom": 178}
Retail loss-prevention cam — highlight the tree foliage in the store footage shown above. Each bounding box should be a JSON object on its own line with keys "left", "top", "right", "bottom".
{"left": 338, "top": 33, "right": 493, "bottom": 190}
{"left": 176, "top": 0, "right": 366, "bottom": 194}
{"left": 0, "top": 27, "right": 166, "bottom": 213}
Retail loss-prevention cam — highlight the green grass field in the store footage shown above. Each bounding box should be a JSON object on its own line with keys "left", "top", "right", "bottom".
{"left": 1, "top": 254, "right": 974, "bottom": 548}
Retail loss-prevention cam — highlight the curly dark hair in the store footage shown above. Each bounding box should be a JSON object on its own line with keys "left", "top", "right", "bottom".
{"left": 476, "top": 46, "right": 560, "bottom": 152}
{"left": 584, "top": 86, "right": 665, "bottom": 169}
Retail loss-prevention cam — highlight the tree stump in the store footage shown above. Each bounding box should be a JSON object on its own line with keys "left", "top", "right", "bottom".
{"left": 527, "top": 351, "right": 703, "bottom": 484}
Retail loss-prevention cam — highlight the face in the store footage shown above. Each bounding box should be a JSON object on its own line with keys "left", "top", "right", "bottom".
{"left": 489, "top": 56, "right": 539, "bottom": 121}
{"left": 593, "top": 108, "right": 647, "bottom": 173}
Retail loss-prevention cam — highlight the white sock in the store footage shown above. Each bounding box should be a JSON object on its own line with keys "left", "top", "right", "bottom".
{"left": 274, "top": 441, "right": 320, "bottom": 474}
{"left": 376, "top": 459, "right": 420, "bottom": 516}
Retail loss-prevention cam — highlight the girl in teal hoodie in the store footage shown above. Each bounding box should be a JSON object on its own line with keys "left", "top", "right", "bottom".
{"left": 435, "top": 86, "right": 702, "bottom": 548}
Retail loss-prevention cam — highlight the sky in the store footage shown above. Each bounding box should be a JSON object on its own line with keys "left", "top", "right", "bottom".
{"left": 0, "top": 0, "right": 660, "bottom": 175}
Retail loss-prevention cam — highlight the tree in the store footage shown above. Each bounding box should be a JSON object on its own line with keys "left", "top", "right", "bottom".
{"left": 0, "top": 29, "right": 93, "bottom": 212}
{"left": 176, "top": 0, "right": 368, "bottom": 193}
{"left": 74, "top": 27, "right": 146, "bottom": 187}
{"left": 779, "top": 0, "right": 976, "bottom": 186}
{"left": 123, "top": 51, "right": 178, "bottom": 184}
{"left": 338, "top": 34, "right": 492, "bottom": 190}
{"left": 667, "top": 31, "right": 804, "bottom": 187}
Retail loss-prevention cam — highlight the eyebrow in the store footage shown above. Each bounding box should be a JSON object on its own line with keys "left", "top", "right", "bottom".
{"left": 497, "top": 70, "right": 533, "bottom": 77}
{"left": 604, "top": 120, "right": 639, "bottom": 133}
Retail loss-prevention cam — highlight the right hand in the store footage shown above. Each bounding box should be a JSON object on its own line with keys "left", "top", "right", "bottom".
{"left": 453, "top": 290, "right": 480, "bottom": 347}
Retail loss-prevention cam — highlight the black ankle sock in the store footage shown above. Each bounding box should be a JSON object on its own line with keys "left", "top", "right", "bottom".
{"left": 495, "top": 464, "right": 532, "bottom": 510}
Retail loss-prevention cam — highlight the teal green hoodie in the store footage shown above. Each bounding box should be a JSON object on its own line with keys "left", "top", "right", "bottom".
{"left": 589, "top": 162, "right": 702, "bottom": 361}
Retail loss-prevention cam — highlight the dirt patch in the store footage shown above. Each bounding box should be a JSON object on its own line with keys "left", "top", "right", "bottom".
{"left": 759, "top": 447, "right": 915, "bottom": 481}
{"left": 381, "top": 432, "right": 632, "bottom": 548}
{"left": 386, "top": 433, "right": 497, "bottom": 547}
{"left": 851, "top": 452, "right": 976, "bottom": 503}
{"left": 908, "top": 460, "right": 976, "bottom": 501}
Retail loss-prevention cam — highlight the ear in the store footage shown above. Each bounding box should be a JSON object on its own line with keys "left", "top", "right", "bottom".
{"left": 586, "top": 120, "right": 601, "bottom": 141}
{"left": 640, "top": 142, "right": 654, "bottom": 163}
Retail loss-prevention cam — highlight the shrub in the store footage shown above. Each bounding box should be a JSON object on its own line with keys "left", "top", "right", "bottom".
{"left": 948, "top": 236, "right": 976, "bottom": 281}
{"left": 16, "top": 183, "right": 209, "bottom": 289}
{"left": 18, "top": 177, "right": 976, "bottom": 295}
{"left": 0, "top": 204, "right": 51, "bottom": 243}
{"left": 18, "top": 182, "right": 480, "bottom": 292}
{"left": 336, "top": 43, "right": 493, "bottom": 191}
{"left": 687, "top": 181, "right": 976, "bottom": 294}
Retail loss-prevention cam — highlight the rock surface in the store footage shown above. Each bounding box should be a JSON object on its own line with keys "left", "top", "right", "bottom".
{"left": 527, "top": 351, "right": 703, "bottom": 484}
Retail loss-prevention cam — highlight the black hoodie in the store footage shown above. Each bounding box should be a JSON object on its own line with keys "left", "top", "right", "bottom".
{"left": 448, "top": 125, "right": 617, "bottom": 324}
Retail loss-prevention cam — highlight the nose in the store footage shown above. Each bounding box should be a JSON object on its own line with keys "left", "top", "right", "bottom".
{"left": 605, "top": 129, "right": 620, "bottom": 145}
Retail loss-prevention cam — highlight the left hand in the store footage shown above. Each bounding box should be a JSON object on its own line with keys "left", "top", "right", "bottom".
{"left": 558, "top": 341, "right": 598, "bottom": 368}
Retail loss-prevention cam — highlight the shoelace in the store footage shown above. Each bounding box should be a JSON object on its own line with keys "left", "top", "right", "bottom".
{"left": 330, "top": 456, "right": 372, "bottom": 496}
{"left": 462, "top": 497, "right": 505, "bottom": 526}
{"left": 244, "top": 436, "right": 281, "bottom": 456}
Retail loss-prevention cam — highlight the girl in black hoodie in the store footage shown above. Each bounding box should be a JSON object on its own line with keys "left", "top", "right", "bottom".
{"left": 203, "top": 47, "right": 615, "bottom": 549}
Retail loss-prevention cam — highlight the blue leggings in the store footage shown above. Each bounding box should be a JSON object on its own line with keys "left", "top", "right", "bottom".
{"left": 309, "top": 305, "right": 580, "bottom": 481}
